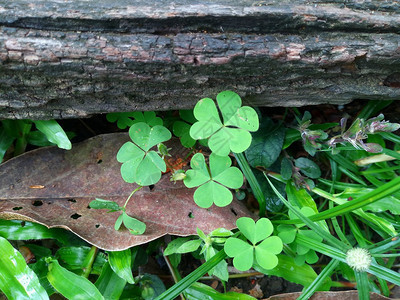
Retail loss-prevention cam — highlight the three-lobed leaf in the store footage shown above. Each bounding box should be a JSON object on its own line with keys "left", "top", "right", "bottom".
{"left": 184, "top": 153, "right": 243, "bottom": 208}
{"left": 117, "top": 123, "right": 171, "bottom": 186}
{"left": 107, "top": 111, "right": 163, "bottom": 129}
{"left": 224, "top": 217, "right": 283, "bottom": 271}
{"left": 190, "top": 91, "right": 259, "bottom": 156}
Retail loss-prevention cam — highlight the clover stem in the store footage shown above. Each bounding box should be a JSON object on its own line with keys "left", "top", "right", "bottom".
{"left": 123, "top": 185, "right": 143, "bottom": 209}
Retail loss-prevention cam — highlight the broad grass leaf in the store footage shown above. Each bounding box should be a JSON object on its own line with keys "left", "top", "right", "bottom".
{"left": 108, "top": 249, "right": 134, "bottom": 284}
{"left": 0, "top": 134, "right": 253, "bottom": 251}
{"left": 0, "top": 237, "right": 49, "bottom": 300}
{"left": 56, "top": 246, "right": 107, "bottom": 274}
{"left": 33, "top": 120, "right": 72, "bottom": 150}
{"left": 47, "top": 260, "right": 104, "bottom": 299}
{"left": 95, "top": 262, "right": 127, "bottom": 300}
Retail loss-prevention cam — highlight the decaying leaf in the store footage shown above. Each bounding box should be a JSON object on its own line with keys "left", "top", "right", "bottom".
{"left": 267, "top": 291, "right": 391, "bottom": 300}
{"left": 0, "top": 133, "right": 253, "bottom": 251}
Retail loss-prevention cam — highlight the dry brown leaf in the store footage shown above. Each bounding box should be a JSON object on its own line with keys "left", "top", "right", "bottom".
{"left": 265, "top": 291, "right": 392, "bottom": 300}
{"left": 0, "top": 133, "right": 253, "bottom": 251}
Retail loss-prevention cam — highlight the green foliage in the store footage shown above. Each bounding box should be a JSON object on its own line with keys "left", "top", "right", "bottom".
{"left": 190, "top": 91, "right": 259, "bottom": 156}
{"left": 117, "top": 122, "right": 171, "bottom": 186}
{"left": 0, "top": 237, "right": 49, "bottom": 299}
{"left": 184, "top": 153, "right": 243, "bottom": 208}
{"left": 245, "top": 118, "right": 285, "bottom": 169}
{"left": 47, "top": 259, "right": 104, "bottom": 299}
{"left": 107, "top": 111, "right": 163, "bottom": 129}
{"left": 224, "top": 217, "right": 283, "bottom": 271}
{"left": 173, "top": 110, "right": 198, "bottom": 148}
{"left": 0, "top": 119, "right": 72, "bottom": 162}
{"left": 108, "top": 249, "right": 135, "bottom": 284}
{"left": 89, "top": 198, "right": 146, "bottom": 235}
{"left": 295, "top": 157, "right": 321, "bottom": 179}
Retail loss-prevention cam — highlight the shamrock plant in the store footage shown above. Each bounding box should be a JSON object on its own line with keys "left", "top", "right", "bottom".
{"left": 183, "top": 153, "right": 243, "bottom": 208}
{"left": 89, "top": 193, "right": 146, "bottom": 235}
{"left": 189, "top": 91, "right": 259, "bottom": 156}
{"left": 117, "top": 122, "right": 171, "bottom": 186}
{"left": 164, "top": 228, "right": 233, "bottom": 281}
{"left": 224, "top": 217, "right": 283, "bottom": 271}
{"left": 107, "top": 111, "right": 163, "bottom": 129}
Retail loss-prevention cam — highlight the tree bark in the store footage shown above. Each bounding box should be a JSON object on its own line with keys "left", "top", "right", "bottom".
{"left": 1, "top": 0, "right": 400, "bottom": 119}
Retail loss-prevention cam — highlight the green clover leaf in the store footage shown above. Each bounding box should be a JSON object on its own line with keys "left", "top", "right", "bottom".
{"left": 224, "top": 217, "right": 283, "bottom": 271}
{"left": 117, "top": 122, "right": 171, "bottom": 186}
{"left": 107, "top": 111, "right": 163, "bottom": 129}
{"left": 189, "top": 91, "right": 259, "bottom": 156}
{"left": 183, "top": 153, "right": 243, "bottom": 208}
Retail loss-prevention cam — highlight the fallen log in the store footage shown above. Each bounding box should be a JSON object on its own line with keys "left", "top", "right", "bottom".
{"left": 1, "top": 0, "right": 400, "bottom": 119}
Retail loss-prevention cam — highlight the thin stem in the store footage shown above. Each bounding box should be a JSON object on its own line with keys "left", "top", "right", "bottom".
{"left": 123, "top": 186, "right": 143, "bottom": 209}
{"left": 82, "top": 246, "right": 98, "bottom": 278}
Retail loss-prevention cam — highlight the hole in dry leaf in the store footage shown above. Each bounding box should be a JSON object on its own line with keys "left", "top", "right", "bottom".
{"left": 12, "top": 207, "right": 23, "bottom": 210}
{"left": 20, "top": 221, "right": 26, "bottom": 227}
{"left": 87, "top": 205, "right": 91, "bottom": 209}
{"left": 68, "top": 199, "right": 76, "bottom": 203}
{"left": 32, "top": 200, "right": 43, "bottom": 207}
{"left": 70, "top": 213, "right": 82, "bottom": 219}
{"left": 95, "top": 224, "right": 100, "bottom": 228}
{"left": 188, "top": 212, "right": 194, "bottom": 218}
{"left": 149, "top": 185, "right": 155, "bottom": 191}
{"left": 230, "top": 208, "right": 237, "bottom": 216}
{"left": 97, "top": 159, "right": 103, "bottom": 164}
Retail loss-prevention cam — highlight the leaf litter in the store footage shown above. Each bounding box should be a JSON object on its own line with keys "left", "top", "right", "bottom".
{"left": 0, "top": 133, "right": 253, "bottom": 251}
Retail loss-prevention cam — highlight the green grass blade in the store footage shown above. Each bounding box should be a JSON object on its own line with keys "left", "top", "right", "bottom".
{"left": 357, "top": 100, "right": 392, "bottom": 120}
{"left": 354, "top": 271, "right": 370, "bottom": 300}
{"left": 266, "top": 175, "right": 347, "bottom": 251}
{"left": 298, "top": 259, "right": 339, "bottom": 300}
{"left": 234, "top": 152, "right": 266, "bottom": 216}
{"left": 154, "top": 250, "right": 227, "bottom": 300}
{"left": 0, "top": 237, "right": 49, "bottom": 300}
{"left": 277, "top": 176, "right": 400, "bottom": 225}
{"left": 368, "top": 262, "right": 400, "bottom": 286}
{"left": 295, "top": 234, "right": 347, "bottom": 262}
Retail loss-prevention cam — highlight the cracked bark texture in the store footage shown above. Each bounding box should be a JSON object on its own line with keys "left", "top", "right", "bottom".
{"left": 1, "top": 1, "right": 400, "bottom": 119}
